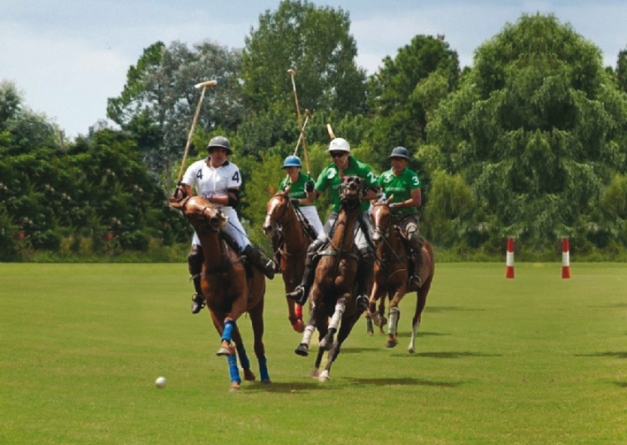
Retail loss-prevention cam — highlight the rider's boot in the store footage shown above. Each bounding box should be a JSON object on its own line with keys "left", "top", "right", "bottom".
{"left": 286, "top": 238, "right": 324, "bottom": 306}
{"left": 188, "top": 246, "right": 205, "bottom": 314}
{"left": 355, "top": 247, "right": 375, "bottom": 312}
{"left": 242, "top": 245, "right": 276, "bottom": 280}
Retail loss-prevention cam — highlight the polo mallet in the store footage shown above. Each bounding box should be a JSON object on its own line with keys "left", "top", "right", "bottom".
{"left": 287, "top": 68, "right": 311, "bottom": 174}
{"left": 326, "top": 123, "right": 336, "bottom": 140}
{"left": 292, "top": 109, "right": 312, "bottom": 156}
{"left": 177, "top": 79, "right": 217, "bottom": 182}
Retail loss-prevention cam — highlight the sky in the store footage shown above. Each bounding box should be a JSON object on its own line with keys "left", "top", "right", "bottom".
{"left": 2, "top": 0, "right": 627, "bottom": 139}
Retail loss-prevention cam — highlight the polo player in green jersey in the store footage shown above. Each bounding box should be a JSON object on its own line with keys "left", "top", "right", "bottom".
{"left": 286, "top": 137, "right": 380, "bottom": 311}
{"left": 278, "top": 155, "right": 323, "bottom": 235}
{"left": 378, "top": 146, "right": 424, "bottom": 287}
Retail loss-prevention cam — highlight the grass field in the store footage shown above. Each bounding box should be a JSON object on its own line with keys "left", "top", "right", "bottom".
{"left": 1, "top": 262, "right": 626, "bottom": 445}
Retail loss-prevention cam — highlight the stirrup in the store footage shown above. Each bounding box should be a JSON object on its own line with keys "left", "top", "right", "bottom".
{"left": 263, "top": 260, "right": 276, "bottom": 280}
{"left": 356, "top": 294, "right": 369, "bottom": 311}
{"left": 410, "top": 274, "right": 422, "bottom": 288}
{"left": 191, "top": 293, "right": 205, "bottom": 314}
{"left": 286, "top": 285, "right": 307, "bottom": 306}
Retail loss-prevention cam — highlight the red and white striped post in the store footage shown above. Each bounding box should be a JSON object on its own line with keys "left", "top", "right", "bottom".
{"left": 505, "top": 237, "right": 515, "bottom": 279}
{"left": 561, "top": 237, "right": 571, "bottom": 279}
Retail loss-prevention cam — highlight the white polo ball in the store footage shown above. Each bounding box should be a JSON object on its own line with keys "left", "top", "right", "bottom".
{"left": 155, "top": 376, "right": 167, "bottom": 389}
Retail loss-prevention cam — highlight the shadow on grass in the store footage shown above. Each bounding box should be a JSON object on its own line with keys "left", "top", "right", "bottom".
{"left": 244, "top": 380, "right": 328, "bottom": 393}
{"left": 343, "top": 376, "right": 463, "bottom": 388}
{"left": 588, "top": 303, "right": 627, "bottom": 308}
{"left": 575, "top": 351, "right": 627, "bottom": 359}
{"left": 426, "top": 306, "right": 486, "bottom": 313}
{"left": 396, "top": 331, "right": 448, "bottom": 338}
{"left": 398, "top": 351, "right": 502, "bottom": 359}
{"left": 334, "top": 346, "right": 380, "bottom": 354}
{"left": 612, "top": 381, "right": 627, "bottom": 388}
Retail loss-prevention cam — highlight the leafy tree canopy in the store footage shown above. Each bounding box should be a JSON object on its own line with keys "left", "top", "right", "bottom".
{"left": 426, "top": 13, "right": 627, "bottom": 250}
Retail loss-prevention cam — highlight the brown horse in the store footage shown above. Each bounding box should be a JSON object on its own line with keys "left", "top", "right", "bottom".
{"left": 262, "top": 190, "right": 315, "bottom": 332}
{"left": 169, "top": 195, "right": 270, "bottom": 390}
{"left": 295, "top": 175, "right": 365, "bottom": 381}
{"left": 368, "top": 200, "right": 435, "bottom": 352}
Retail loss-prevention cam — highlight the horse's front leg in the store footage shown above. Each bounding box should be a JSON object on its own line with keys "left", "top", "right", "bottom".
{"left": 320, "top": 295, "right": 347, "bottom": 351}
{"left": 295, "top": 285, "right": 320, "bottom": 357}
{"left": 248, "top": 302, "right": 271, "bottom": 384}
{"left": 231, "top": 328, "right": 255, "bottom": 382}
{"left": 217, "top": 285, "right": 249, "bottom": 356}
{"left": 319, "top": 302, "right": 362, "bottom": 382}
{"left": 209, "top": 310, "right": 242, "bottom": 390}
{"left": 409, "top": 279, "right": 432, "bottom": 353}
{"left": 386, "top": 284, "right": 407, "bottom": 349}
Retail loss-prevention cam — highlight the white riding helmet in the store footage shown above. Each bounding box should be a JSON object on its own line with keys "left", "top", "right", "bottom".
{"left": 328, "top": 137, "right": 350, "bottom": 153}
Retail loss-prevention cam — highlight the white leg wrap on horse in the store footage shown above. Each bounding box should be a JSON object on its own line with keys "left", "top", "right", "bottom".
{"left": 329, "top": 302, "right": 346, "bottom": 331}
{"left": 302, "top": 324, "right": 315, "bottom": 346}
{"left": 388, "top": 307, "right": 399, "bottom": 335}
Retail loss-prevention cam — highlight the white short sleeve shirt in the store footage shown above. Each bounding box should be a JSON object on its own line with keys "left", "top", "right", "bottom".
{"left": 182, "top": 159, "right": 242, "bottom": 209}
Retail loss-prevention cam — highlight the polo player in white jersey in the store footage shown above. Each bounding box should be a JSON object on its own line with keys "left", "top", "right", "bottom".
{"left": 178, "top": 136, "right": 275, "bottom": 313}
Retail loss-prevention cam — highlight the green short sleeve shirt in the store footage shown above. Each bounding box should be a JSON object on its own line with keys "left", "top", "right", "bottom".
{"left": 377, "top": 167, "right": 421, "bottom": 214}
{"left": 315, "top": 156, "right": 378, "bottom": 212}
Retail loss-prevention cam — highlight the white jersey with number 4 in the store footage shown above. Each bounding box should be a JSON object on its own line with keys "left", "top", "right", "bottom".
{"left": 182, "top": 159, "right": 249, "bottom": 249}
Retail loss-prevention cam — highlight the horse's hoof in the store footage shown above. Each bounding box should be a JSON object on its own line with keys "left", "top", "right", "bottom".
{"left": 318, "top": 370, "right": 330, "bottom": 382}
{"left": 292, "top": 319, "right": 305, "bottom": 333}
{"left": 243, "top": 369, "right": 256, "bottom": 381}
{"left": 230, "top": 382, "right": 241, "bottom": 392}
{"left": 386, "top": 339, "right": 398, "bottom": 348}
{"left": 216, "top": 347, "right": 233, "bottom": 357}
{"left": 408, "top": 347, "right": 415, "bottom": 354}
{"left": 295, "top": 344, "right": 309, "bottom": 357}
{"left": 261, "top": 379, "right": 271, "bottom": 385}
{"left": 311, "top": 369, "right": 319, "bottom": 378}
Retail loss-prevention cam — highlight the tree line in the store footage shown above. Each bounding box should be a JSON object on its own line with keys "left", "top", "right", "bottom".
{"left": 2, "top": 1, "right": 627, "bottom": 261}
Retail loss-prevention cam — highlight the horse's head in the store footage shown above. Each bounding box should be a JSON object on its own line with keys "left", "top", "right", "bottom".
{"left": 262, "top": 191, "right": 292, "bottom": 237}
{"left": 370, "top": 201, "right": 393, "bottom": 248}
{"left": 170, "top": 195, "right": 227, "bottom": 233}
{"left": 339, "top": 175, "right": 365, "bottom": 209}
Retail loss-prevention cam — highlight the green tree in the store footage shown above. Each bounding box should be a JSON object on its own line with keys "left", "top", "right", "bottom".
{"left": 242, "top": 0, "right": 367, "bottom": 117}
{"left": 107, "top": 41, "right": 245, "bottom": 181}
{"left": 427, "top": 13, "right": 627, "bottom": 251}
{"left": 368, "top": 35, "right": 460, "bottom": 166}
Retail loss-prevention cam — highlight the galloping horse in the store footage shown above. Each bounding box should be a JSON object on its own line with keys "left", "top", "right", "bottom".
{"left": 368, "top": 200, "right": 435, "bottom": 353}
{"left": 295, "top": 175, "right": 365, "bottom": 381}
{"left": 262, "top": 190, "right": 315, "bottom": 332}
{"left": 169, "top": 195, "right": 270, "bottom": 390}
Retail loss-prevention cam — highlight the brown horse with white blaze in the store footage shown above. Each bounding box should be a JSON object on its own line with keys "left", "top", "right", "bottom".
{"left": 169, "top": 195, "right": 270, "bottom": 390}
{"left": 262, "top": 189, "right": 314, "bottom": 332}
{"left": 369, "top": 200, "right": 435, "bottom": 352}
{"left": 295, "top": 175, "right": 366, "bottom": 381}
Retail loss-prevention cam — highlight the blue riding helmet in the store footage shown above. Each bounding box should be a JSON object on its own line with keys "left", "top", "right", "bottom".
{"left": 282, "top": 155, "right": 302, "bottom": 169}
{"left": 388, "top": 146, "right": 410, "bottom": 160}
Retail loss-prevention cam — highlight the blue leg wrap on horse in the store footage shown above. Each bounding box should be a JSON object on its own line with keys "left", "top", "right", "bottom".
{"left": 222, "top": 320, "right": 235, "bottom": 343}
{"left": 228, "top": 354, "right": 241, "bottom": 384}
{"left": 235, "top": 343, "right": 250, "bottom": 370}
{"left": 258, "top": 356, "right": 270, "bottom": 382}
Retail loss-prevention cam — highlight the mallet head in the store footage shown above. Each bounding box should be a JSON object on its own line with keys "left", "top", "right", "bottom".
{"left": 194, "top": 80, "right": 218, "bottom": 89}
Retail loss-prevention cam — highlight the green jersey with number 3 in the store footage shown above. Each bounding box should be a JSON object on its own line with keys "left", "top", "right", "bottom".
{"left": 377, "top": 167, "right": 422, "bottom": 214}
